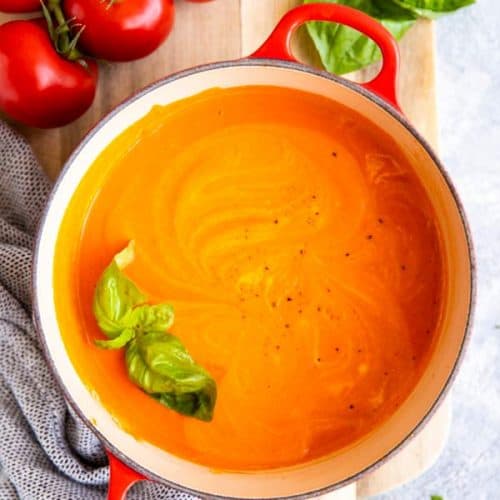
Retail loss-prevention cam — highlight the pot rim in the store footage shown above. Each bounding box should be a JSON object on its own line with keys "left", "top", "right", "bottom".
{"left": 32, "top": 58, "right": 476, "bottom": 499}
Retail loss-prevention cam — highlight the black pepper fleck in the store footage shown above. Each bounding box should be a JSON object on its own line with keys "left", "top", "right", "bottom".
{"left": 349, "top": 404, "right": 355, "bottom": 410}
{"left": 367, "top": 234, "right": 373, "bottom": 240}
{"left": 335, "top": 347, "right": 340, "bottom": 352}
{"left": 378, "top": 218, "right": 384, "bottom": 224}
{"left": 284, "top": 323, "right": 290, "bottom": 328}
{"left": 345, "top": 252, "right": 350, "bottom": 257}
{"left": 331, "top": 151, "right": 337, "bottom": 157}
{"left": 401, "top": 264, "right": 406, "bottom": 271}
{"left": 273, "top": 219, "right": 279, "bottom": 224}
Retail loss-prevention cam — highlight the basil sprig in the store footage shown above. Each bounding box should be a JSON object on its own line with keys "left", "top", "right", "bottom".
{"left": 391, "top": 0, "right": 475, "bottom": 19}
{"left": 303, "top": 0, "right": 475, "bottom": 75}
{"left": 92, "top": 241, "right": 216, "bottom": 421}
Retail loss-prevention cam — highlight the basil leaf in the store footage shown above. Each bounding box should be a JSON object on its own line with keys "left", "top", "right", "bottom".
{"left": 129, "top": 303, "right": 175, "bottom": 332}
{"left": 430, "top": 496, "right": 444, "bottom": 500}
{"left": 92, "top": 241, "right": 146, "bottom": 338}
{"left": 304, "top": 0, "right": 416, "bottom": 75}
{"left": 92, "top": 242, "right": 217, "bottom": 420}
{"left": 303, "top": 0, "right": 474, "bottom": 74}
{"left": 95, "top": 328, "right": 135, "bottom": 349}
{"left": 391, "top": 0, "right": 475, "bottom": 19}
{"left": 126, "top": 332, "right": 216, "bottom": 421}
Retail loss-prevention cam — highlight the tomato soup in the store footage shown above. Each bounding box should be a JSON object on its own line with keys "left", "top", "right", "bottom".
{"left": 54, "top": 86, "right": 445, "bottom": 470}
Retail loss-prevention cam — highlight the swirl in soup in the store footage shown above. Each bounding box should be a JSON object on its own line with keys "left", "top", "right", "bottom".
{"left": 54, "top": 86, "right": 445, "bottom": 470}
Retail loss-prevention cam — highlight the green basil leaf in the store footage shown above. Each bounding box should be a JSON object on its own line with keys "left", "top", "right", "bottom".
{"left": 92, "top": 242, "right": 217, "bottom": 421}
{"left": 430, "top": 496, "right": 444, "bottom": 500}
{"left": 391, "top": 0, "right": 475, "bottom": 19}
{"left": 153, "top": 392, "right": 214, "bottom": 421}
{"left": 304, "top": 0, "right": 416, "bottom": 75}
{"left": 95, "top": 328, "right": 135, "bottom": 350}
{"left": 303, "top": 0, "right": 474, "bottom": 73}
{"left": 126, "top": 332, "right": 216, "bottom": 421}
{"left": 129, "top": 303, "right": 175, "bottom": 333}
{"left": 92, "top": 241, "right": 146, "bottom": 338}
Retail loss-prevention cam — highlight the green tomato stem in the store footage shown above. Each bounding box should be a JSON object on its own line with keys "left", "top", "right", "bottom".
{"left": 42, "top": 0, "right": 85, "bottom": 62}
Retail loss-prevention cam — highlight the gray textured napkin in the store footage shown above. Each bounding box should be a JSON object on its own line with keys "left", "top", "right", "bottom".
{"left": 0, "top": 122, "right": 196, "bottom": 500}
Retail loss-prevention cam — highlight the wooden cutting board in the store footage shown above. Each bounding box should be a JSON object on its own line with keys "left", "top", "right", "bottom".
{"left": 0, "top": 1, "right": 450, "bottom": 497}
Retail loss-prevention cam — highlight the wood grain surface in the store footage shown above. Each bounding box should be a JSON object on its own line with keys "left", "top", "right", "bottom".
{"left": 0, "top": 1, "right": 450, "bottom": 497}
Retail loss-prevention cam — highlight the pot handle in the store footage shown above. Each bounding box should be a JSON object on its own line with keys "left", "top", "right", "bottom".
{"left": 250, "top": 3, "right": 401, "bottom": 111}
{"left": 107, "top": 450, "right": 146, "bottom": 500}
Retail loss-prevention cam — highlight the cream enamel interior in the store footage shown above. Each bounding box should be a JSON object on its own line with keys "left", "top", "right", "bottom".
{"left": 34, "top": 63, "right": 472, "bottom": 498}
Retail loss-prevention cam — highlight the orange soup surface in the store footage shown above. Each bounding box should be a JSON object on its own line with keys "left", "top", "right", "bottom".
{"left": 54, "top": 86, "right": 444, "bottom": 470}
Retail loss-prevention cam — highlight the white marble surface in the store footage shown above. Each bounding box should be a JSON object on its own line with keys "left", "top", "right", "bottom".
{"left": 377, "top": 1, "right": 500, "bottom": 499}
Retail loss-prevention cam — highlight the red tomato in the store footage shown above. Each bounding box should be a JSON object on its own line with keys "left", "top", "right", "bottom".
{"left": 0, "top": 20, "right": 98, "bottom": 128}
{"left": 64, "top": 0, "right": 175, "bottom": 62}
{"left": 0, "top": 0, "right": 41, "bottom": 13}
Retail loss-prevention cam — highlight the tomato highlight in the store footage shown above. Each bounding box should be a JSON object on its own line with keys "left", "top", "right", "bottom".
{"left": 64, "top": 0, "right": 175, "bottom": 61}
{"left": 0, "top": 20, "right": 98, "bottom": 128}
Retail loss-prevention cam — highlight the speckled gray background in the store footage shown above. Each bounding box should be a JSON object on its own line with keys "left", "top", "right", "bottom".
{"left": 376, "top": 1, "right": 500, "bottom": 499}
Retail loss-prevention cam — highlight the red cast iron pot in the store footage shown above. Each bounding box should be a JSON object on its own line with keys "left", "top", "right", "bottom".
{"left": 33, "top": 4, "right": 475, "bottom": 500}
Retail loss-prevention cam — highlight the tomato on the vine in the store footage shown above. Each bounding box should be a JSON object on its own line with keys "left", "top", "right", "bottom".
{"left": 0, "top": 0, "right": 41, "bottom": 13}
{"left": 64, "top": 0, "right": 175, "bottom": 62}
{"left": 0, "top": 20, "right": 98, "bottom": 128}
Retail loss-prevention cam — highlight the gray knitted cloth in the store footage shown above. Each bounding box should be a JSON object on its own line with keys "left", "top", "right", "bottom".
{"left": 0, "top": 122, "right": 196, "bottom": 500}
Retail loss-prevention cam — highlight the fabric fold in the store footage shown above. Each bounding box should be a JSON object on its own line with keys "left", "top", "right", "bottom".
{"left": 0, "top": 122, "right": 194, "bottom": 500}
